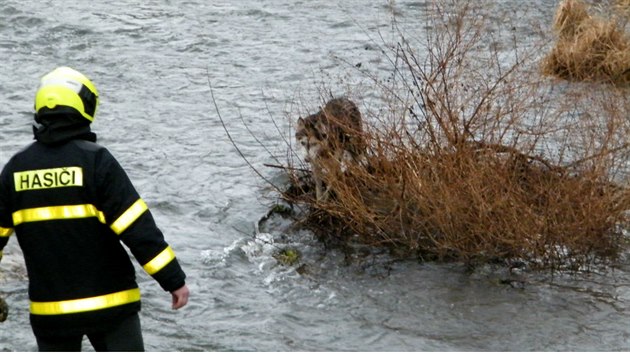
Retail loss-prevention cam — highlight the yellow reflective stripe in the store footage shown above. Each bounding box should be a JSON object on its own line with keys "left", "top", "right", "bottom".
{"left": 110, "top": 199, "right": 148, "bottom": 235}
{"left": 12, "top": 205, "right": 106, "bottom": 226}
{"left": 30, "top": 288, "right": 141, "bottom": 315}
{"left": 143, "top": 246, "right": 175, "bottom": 275}
{"left": 0, "top": 226, "right": 13, "bottom": 237}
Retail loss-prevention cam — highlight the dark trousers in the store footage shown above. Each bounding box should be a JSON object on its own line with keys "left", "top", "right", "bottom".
{"left": 35, "top": 313, "right": 144, "bottom": 352}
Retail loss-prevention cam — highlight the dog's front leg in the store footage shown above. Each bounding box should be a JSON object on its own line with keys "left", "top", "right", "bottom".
{"left": 314, "top": 176, "right": 330, "bottom": 202}
{"left": 313, "top": 167, "right": 333, "bottom": 202}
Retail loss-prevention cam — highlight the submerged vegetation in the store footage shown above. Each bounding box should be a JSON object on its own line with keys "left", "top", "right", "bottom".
{"left": 233, "top": 0, "right": 630, "bottom": 272}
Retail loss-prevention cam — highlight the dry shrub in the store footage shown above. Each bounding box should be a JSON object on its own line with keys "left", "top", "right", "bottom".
{"left": 274, "top": 0, "right": 630, "bottom": 271}
{"left": 617, "top": 0, "right": 630, "bottom": 15}
{"left": 541, "top": 0, "right": 630, "bottom": 84}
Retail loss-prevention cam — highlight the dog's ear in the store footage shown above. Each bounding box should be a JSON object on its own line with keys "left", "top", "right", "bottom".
{"left": 297, "top": 117, "right": 305, "bottom": 127}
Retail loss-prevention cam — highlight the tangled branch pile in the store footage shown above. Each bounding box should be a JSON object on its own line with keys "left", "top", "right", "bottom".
{"left": 541, "top": 0, "right": 630, "bottom": 84}
{"left": 272, "top": 1, "right": 630, "bottom": 271}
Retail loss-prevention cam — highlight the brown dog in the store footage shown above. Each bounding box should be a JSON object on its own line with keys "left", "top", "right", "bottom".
{"left": 295, "top": 98, "right": 365, "bottom": 201}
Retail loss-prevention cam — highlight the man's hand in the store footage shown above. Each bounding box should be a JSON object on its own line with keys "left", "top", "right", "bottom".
{"left": 171, "top": 285, "right": 189, "bottom": 310}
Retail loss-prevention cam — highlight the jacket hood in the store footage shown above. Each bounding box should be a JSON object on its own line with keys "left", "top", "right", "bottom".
{"left": 33, "top": 111, "right": 97, "bottom": 145}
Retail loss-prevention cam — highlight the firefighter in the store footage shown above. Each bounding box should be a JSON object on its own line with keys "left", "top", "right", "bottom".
{"left": 0, "top": 67, "right": 189, "bottom": 351}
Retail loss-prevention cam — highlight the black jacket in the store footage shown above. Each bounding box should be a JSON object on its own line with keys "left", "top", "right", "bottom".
{"left": 0, "top": 119, "right": 186, "bottom": 337}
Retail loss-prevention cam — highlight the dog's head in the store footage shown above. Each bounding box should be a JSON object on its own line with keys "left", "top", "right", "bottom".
{"left": 296, "top": 114, "right": 330, "bottom": 163}
{"left": 296, "top": 98, "right": 365, "bottom": 164}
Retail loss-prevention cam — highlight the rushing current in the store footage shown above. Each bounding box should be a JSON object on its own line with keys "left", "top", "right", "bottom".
{"left": 1, "top": 0, "right": 630, "bottom": 351}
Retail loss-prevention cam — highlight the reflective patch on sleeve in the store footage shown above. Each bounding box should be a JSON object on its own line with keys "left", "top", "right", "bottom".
{"left": 143, "top": 246, "right": 175, "bottom": 275}
{"left": 14, "top": 167, "right": 83, "bottom": 192}
{"left": 110, "top": 199, "right": 148, "bottom": 235}
{"left": 0, "top": 226, "right": 13, "bottom": 237}
{"left": 12, "top": 205, "right": 106, "bottom": 226}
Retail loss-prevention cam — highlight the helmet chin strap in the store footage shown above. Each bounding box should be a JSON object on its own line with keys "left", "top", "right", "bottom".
{"left": 33, "top": 113, "right": 42, "bottom": 127}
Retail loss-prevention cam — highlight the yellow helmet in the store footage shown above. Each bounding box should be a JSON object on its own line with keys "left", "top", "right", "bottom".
{"left": 34, "top": 67, "right": 99, "bottom": 122}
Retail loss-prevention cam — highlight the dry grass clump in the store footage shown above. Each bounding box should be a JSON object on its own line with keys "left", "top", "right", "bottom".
{"left": 616, "top": 0, "right": 630, "bottom": 15}
{"left": 272, "top": 0, "right": 630, "bottom": 272}
{"left": 541, "top": 0, "right": 630, "bottom": 84}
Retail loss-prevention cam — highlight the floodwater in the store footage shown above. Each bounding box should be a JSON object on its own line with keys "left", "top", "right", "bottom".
{"left": 1, "top": 0, "right": 629, "bottom": 351}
